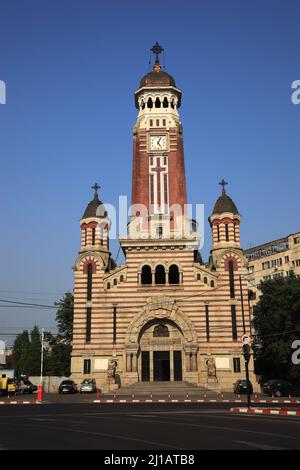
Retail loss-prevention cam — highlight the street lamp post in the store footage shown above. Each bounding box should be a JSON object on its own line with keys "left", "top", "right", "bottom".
{"left": 239, "top": 275, "right": 252, "bottom": 408}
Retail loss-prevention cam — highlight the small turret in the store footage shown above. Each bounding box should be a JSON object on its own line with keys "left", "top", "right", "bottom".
{"left": 80, "top": 183, "right": 111, "bottom": 252}
{"left": 209, "top": 180, "right": 241, "bottom": 250}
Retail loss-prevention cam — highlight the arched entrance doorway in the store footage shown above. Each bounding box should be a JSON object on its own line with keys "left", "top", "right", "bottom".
{"left": 124, "top": 297, "right": 199, "bottom": 384}
{"left": 139, "top": 319, "right": 183, "bottom": 382}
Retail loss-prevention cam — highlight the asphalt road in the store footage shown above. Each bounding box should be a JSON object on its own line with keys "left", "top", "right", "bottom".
{"left": 1, "top": 402, "right": 300, "bottom": 450}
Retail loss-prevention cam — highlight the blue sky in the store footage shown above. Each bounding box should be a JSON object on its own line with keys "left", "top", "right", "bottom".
{"left": 0, "top": 0, "right": 299, "bottom": 343}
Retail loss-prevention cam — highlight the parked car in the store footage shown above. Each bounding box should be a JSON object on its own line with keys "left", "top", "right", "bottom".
{"left": 6, "top": 378, "right": 18, "bottom": 395}
{"left": 80, "top": 379, "right": 97, "bottom": 394}
{"left": 263, "top": 379, "right": 294, "bottom": 397}
{"left": 58, "top": 380, "right": 77, "bottom": 394}
{"left": 234, "top": 379, "right": 253, "bottom": 394}
{"left": 16, "top": 379, "right": 38, "bottom": 395}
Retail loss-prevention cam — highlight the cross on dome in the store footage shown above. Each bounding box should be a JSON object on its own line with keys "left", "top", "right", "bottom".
{"left": 151, "top": 42, "right": 164, "bottom": 64}
{"left": 219, "top": 179, "right": 228, "bottom": 195}
{"left": 92, "top": 182, "right": 101, "bottom": 197}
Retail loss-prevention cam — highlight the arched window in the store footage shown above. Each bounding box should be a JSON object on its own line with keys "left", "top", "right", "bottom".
{"left": 87, "top": 264, "right": 93, "bottom": 300}
{"left": 217, "top": 224, "right": 220, "bottom": 242}
{"left": 113, "top": 278, "right": 117, "bottom": 286}
{"left": 155, "top": 265, "right": 166, "bottom": 284}
{"left": 171, "top": 98, "right": 175, "bottom": 109}
{"left": 204, "top": 277, "right": 208, "bottom": 284}
{"left": 147, "top": 97, "right": 153, "bottom": 109}
{"left": 197, "top": 273, "right": 201, "bottom": 281}
{"left": 141, "top": 99, "right": 145, "bottom": 110}
{"left": 225, "top": 224, "right": 229, "bottom": 242}
{"left": 155, "top": 97, "right": 161, "bottom": 108}
{"left": 153, "top": 324, "right": 169, "bottom": 337}
{"left": 99, "top": 226, "right": 104, "bottom": 246}
{"left": 228, "top": 260, "right": 235, "bottom": 298}
{"left": 211, "top": 280, "right": 215, "bottom": 288}
{"left": 233, "top": 223, "right": 237, "bottom": 242}
{"left": 107, "top": 282, "right": 111, "bottom": 290}
{"left": 84, "top": 229, "right": 87, "bottom": 246}
{"left": 120, "top": 275, "right": 124, "bottom": 282}
{"left": 92, "top": 227, "right": 96, "bottom": 245}
{"left": 141, "top": 265, "right": 152, "bottom": 285}
{"left": 169, "top": 264, "right": 180, "bottom": 284}
{"left": 163, "top": 97, "right": 169, "bottom": 108}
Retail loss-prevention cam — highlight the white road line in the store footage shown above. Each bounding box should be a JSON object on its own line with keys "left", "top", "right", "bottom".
{"left": 235, "top": 440, "right": 288, "bottom": 450}
{"left": 110, "top": 415, "right": 300, "bottom": 442}
{"left": 2, "top": 421, "right": 182, "bottom": 450}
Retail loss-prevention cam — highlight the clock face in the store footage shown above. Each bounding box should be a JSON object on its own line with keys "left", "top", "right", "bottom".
{"left": 150, "top": 135, "right": 167, "bottom": 151}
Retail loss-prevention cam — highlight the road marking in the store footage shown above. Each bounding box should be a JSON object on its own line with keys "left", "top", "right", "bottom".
{"left": 31, "top": 418, "right": 89, "bottom": 425}
{"left": 110, "top": 415, "right": 300, "bottom": 442}
{"left": 235, "top": 440, "right": 288, "bottom": 450}
{"left": 1, "top": 421, "right": 183, "bottom": 450}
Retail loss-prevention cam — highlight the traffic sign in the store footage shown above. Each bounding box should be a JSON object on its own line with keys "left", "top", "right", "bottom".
{"left": 241, "top": 334, "right": 251, "bottom": 345}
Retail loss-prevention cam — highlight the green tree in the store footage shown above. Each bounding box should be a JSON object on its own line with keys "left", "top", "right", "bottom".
{"left": 27, "top": 325, "right": 42, "bottom": 376}
{"left": 12, "top": 326, "right": 48, "bottom": 376}
{"left": 12, "top": 293, "right": 74, "bottom": 378}
{"left": 253, "top": 274, "right": 300, "bottom": 384}
{"left": 49, "top": 292, "right": 74, "bottom": 376}
{"left": 12, "top": 330, "right": 31, "bottom": 376}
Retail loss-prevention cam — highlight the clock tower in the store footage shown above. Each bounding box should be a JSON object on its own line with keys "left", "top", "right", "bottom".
{"left": 130, "top": 42, "right": 189, "bottom": 240}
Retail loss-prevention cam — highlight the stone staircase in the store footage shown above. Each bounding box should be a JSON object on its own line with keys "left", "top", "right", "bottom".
{"left": 111, "top": 381, "right": 215, "bottom": 397}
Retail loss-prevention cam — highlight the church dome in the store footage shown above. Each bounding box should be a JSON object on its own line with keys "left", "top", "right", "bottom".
{"left": 212, "top": 180, "right": 239, "bottom": 215}
{"left": 212, "top": 193, "right": 239, "bottom": 215}
{"left": 82, "top": 184, "right": 107, "bottom": 219}
{"left": 140, "top": 67, "right": 176, "bottom": 88}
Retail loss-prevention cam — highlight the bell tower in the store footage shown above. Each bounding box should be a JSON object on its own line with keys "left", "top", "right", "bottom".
{"left": 130, "top": 42, "right": 189, "bottom": 240}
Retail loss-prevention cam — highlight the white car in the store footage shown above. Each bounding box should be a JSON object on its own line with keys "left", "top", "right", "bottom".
{"left": 80, "top": 379, "right": 97, "bottom": 393}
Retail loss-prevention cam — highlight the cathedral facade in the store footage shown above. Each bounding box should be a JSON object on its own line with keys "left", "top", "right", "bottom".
{"left": 71, "top": 45, "right": 257, "bottom": 392}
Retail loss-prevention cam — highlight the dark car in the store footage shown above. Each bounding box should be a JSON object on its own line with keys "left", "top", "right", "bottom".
{"left": 17, "top": 379, "right": 38, "bottom": 395}
{"left": 234, "top": 379, "right": 253, "bottom": 394}
{"left": 263, "top": 379, "right": 294, "bottom": 397}
{"left": 58, "top": 380, "right": 77, "bottom": 394}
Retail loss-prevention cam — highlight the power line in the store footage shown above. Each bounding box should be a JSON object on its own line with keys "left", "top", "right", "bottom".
{"left": 0, "top": 299, "right": 56, "bottom": 309}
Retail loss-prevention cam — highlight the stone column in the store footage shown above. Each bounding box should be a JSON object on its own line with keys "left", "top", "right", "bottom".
{"left": 150, "top": 350, "right": 154, "bottom": 381}
{"left": 191, "top": 352, "right": 197, "bottom": 372}
{"left": 185, "top": 352, "right": 191, "bottom": 372}
{"left": 170, "top": 349, "right": 174, "bottom": 381}
{"left": 132, "top": 353, "right": 137, "bottom": 372}
{"left": 126, "top": 353, "right": 132, "bottom": 372}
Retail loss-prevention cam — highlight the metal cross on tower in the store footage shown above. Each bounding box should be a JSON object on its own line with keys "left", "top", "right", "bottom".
{"left": 92, "top": 182, "right": 101, "bottom": 197}
{"left": 151, "top": 42, "right": 164, "bottom": 64}
{"left": 219, "top": 179, "right": 228, "bottom": 194}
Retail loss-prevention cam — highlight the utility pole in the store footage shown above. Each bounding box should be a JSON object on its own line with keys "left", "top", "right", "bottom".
{"left": 240, "top": 275, "right": 252, "bottom": 408}
{"left": 38, "top": 328, "right": 44, "bottom": 401}
{"left": 40, "top": 328, "right": 44, "bottom": 385}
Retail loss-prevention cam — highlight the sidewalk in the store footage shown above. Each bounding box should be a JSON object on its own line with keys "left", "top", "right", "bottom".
{"left": 1, "top": 391, "right": 300, "bottom": 405}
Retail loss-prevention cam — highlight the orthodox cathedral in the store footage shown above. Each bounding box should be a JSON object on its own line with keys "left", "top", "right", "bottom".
{"left": 70, "top": 44, "right": 256, "bottom": 392}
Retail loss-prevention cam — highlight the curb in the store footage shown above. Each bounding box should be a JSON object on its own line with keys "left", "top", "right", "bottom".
{"left": 92, "top": 398, "right": 300, "bottom": 404}
{"left": 231, "top": 407, "right": 300, "bottom": 416}
{"left": 0, "top": 401, "right": 41, "bottom": 405}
